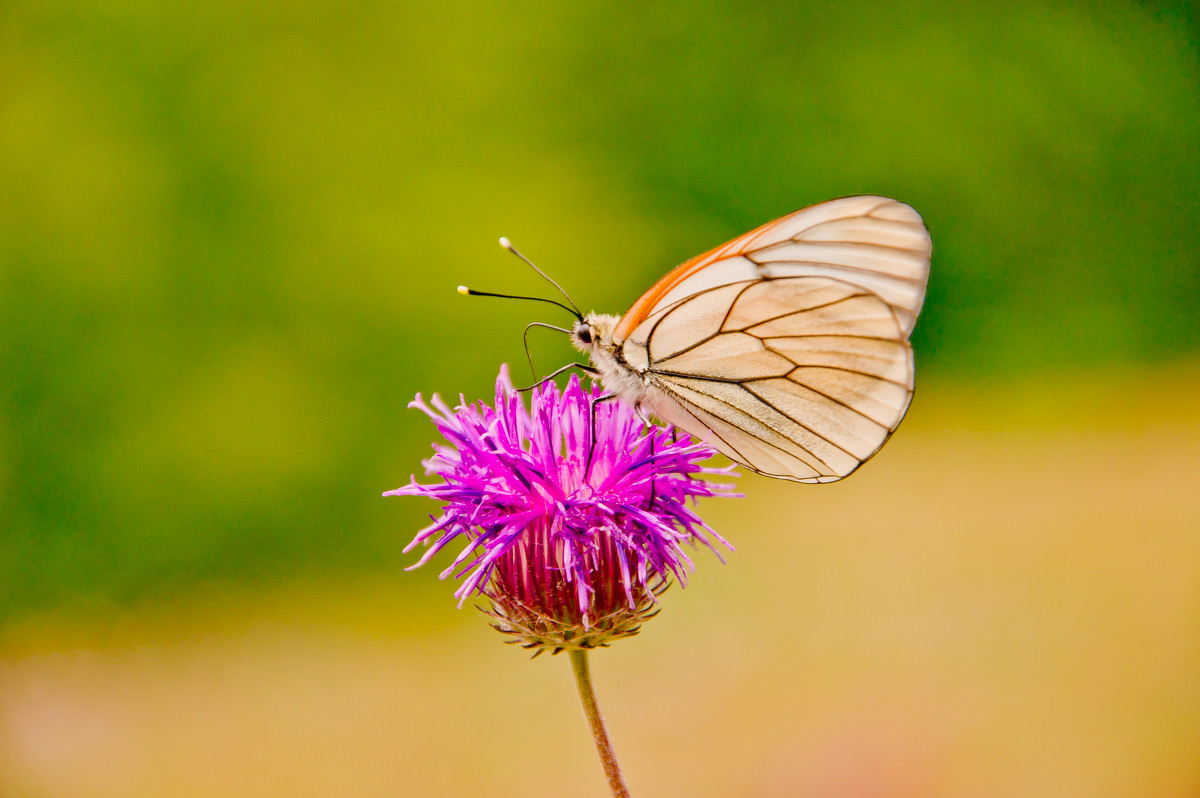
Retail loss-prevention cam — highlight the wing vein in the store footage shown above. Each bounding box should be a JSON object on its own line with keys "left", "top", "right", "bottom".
{"left": 653, "top": 385, "right": 758, "bottom": 469}
{"left": 782, "top": 239, "right": 930, "bottom": 257}
{"left": 779, "top": 208, "right": 886, "bottom": 243}
{"left": 635, "top": 280, "right": 757, "bottom": 344}
{"left": 788, "top": 374, "right": 911, "bottom": 430}
{"left": 760, "top": 333, "right": 905, "bottom": 342}
{"left": 748, "top": 258, "right": 928, "bottom": 285}
{"left": 655, "top": 377, "right": 836, "bottom": 473}
{"left": 780, "top": 362, "right": 913, "bottom": 390}
{"left": 721, "top": 292, "right": 870, "bottom": 334}
{"left": 739, "top": 383, "right": 864, "bottom": 462}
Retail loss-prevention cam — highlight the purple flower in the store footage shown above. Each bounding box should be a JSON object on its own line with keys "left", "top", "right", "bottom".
{"left": 385, "top": 366, "right": 737, "bottom": 654}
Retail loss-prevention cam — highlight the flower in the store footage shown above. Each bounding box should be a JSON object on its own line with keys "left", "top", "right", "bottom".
{"left": 385, "top": 366, "right": 737, "bottom": 654}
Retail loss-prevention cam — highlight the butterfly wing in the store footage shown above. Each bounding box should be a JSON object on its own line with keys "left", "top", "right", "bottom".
{"left": 613, "top": 196, "right": 930, "bottom": 483}
{"left": 612, "top": 195, "right": 930, "bottom": 342}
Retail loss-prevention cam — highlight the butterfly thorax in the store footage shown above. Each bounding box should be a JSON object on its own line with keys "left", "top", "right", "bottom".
{"left": 571, "top": 313, "right": 653, "bottom": 403}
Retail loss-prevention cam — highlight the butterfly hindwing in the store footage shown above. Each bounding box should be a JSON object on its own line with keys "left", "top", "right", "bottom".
{"left": 624, "top": 274, "right": 913, "bottom": 482}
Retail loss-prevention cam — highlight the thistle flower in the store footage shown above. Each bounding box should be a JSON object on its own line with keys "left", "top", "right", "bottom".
{"left": 386, "top": 366, "right": 736, "bottom": 654}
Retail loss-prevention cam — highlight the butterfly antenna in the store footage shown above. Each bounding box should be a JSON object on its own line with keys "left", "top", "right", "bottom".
{"left": 456, "top": 286, "right": 581, "bottom": 320}
{"left": 498, "top": 237, "right": 584, "bottom": 319}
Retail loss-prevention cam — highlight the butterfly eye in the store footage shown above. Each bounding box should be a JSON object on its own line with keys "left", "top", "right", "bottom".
{"left": 575, "top": 324, "right": 593, "bottom": 345}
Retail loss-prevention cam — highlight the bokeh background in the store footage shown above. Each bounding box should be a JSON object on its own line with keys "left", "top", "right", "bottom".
{"left": 2, "top": 1, "right": 1198, "bottom": 796}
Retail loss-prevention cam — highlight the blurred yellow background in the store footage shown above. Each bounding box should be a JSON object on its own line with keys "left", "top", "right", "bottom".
{"left": 1, "top": 1, "right": 1198, "bottom": 796}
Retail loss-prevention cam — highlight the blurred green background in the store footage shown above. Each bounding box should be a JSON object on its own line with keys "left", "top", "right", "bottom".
{"left": 1, "top": 1, "right": 1198, "bottom": 796}
{"left": 3, "top": 0, "right": 1197, "bottom": 616}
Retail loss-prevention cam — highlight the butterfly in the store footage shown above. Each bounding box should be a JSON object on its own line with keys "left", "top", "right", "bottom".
{"left": 470, "top": 195, "right": 931, "bottom": 483}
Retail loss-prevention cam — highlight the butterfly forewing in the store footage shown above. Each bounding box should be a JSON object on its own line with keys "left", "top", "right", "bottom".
{"left": 611, "top": 195, "right": 931, "bottom": 343}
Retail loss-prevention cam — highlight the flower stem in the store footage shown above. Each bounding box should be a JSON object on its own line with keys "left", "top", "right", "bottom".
{"left": 569, "top": 648, "right": 631, "bottom": 798}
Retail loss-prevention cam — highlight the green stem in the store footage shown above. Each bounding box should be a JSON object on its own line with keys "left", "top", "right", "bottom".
{"left": 569, "top": 648, "right": 631, "bottom": 798}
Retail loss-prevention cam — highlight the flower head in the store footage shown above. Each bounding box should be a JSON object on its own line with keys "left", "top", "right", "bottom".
{"left": 386, "top": 366, "right": 736, "bottom": 654}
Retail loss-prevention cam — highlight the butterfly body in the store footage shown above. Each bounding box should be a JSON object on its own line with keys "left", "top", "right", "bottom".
{"left": 569, "top": 195, "right": 931, "bottom": 484}
{"left": 571, "top": 313, "right": 642, "bottom": 388}
{"left": 571, "top": 312, "right": 678, "bottom": 422}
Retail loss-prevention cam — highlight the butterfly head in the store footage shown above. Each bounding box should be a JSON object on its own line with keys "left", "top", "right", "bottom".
{"left": 570, "top": 313, "right": 619, "bottom": 355}
{"left": 571, "top": 319, "right": 593, "bottom": 346}
{"left": 571, "top": 313, "right": 642, "bottom": 399}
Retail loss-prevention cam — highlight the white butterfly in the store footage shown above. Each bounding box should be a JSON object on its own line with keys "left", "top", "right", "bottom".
{"left": 470, "top": 195, "right": 931, "bottom": 483}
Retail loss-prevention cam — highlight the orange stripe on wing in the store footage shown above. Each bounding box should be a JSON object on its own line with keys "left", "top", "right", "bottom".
{"left": 610, "top": 219, "right": 777, "bottom": 342}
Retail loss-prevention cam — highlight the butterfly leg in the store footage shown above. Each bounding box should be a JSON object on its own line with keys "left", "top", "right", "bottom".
{"left": 633, "top": 402, "right": 659, "bottom": 509}
{"left": 515, "top": 362, "right": 598, "bottom": 393}
{"left": 522, "top": 322, "right": 575, "bottom": 378}
{"left": 585, "top": 392, "right": 618, "bottom": 480}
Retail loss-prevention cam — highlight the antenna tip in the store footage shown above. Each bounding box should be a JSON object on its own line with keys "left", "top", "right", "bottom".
{"left": 498, "top": 236, "right": 512, "bottom": 250}
{"left": 457, "top": 285, "right": 470, "bottom": 295}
